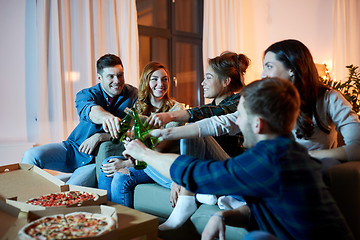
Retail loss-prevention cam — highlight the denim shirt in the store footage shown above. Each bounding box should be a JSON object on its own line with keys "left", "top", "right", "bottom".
{"left": 63, "top": 83, "right": 137, "bottom": 170}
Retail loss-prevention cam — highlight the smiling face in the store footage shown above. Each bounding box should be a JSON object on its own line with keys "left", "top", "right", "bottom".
{"left": 261, "top": 51, "right": 293, "bottom": 80}
{"left": 98, "top": 65, "right": 125, "bottom": 98}
{"left": 202, "top": 65, "right": 227, "bottom": 100}
{"left": 149, "top": 69, "right": 169, "bottom": 100}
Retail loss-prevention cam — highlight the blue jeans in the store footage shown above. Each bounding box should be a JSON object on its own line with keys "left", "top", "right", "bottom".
{"left": 98, "top": 156, "right": 154, "bottom": 207}
{"left": 21, "top": 142, "right": 97, "bottom": 187}
{"left": 181, "top": 136, "right": 229, "bottom": 160}
{"left": 243, "top": 231, "right": 278, "bottom": 240}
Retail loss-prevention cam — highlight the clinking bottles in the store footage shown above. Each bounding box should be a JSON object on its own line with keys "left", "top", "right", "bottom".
{"left": 131, "top": 107, "right": 148, "bottom": 170}
{"left": 110, "top": 108, "right": 133, "bottom": 144}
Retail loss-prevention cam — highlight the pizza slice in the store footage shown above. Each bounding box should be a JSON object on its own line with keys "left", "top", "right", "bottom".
{"left": 18, "top": 214, "right": 72, "bottom": 239}
{"left": 65, "top": 212, "right": 116, "bottom": 237}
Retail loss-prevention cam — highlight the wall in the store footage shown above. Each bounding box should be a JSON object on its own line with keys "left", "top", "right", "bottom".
{"left": 0, "top": 0, "right": 31, "bottom": 164}
{"left": 240, "top": 0, "right": 335, "bottom": 84}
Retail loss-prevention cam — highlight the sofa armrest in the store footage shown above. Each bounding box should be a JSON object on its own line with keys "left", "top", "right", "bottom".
{"left": 94, "top": 141, "right": 125, "bottom": 181}
{"left": 324, "top": 162, "right": 360, "bottom": 240}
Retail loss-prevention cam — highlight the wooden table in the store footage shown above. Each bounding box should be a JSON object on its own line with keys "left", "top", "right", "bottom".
{"left": 1, "top": 203, "right": 158, "bottom": 240}
{"left": 108, "top": 202, "right": 159, "bottom": 239}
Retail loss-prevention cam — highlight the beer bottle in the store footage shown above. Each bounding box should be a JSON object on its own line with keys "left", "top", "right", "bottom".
{"left": 132, "top": 107, "right": 148, "bottom": 170}
{"left": 110, "top": 108, "right": 133, "bottom": 144}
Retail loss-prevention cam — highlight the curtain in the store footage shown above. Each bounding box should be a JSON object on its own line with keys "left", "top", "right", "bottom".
{"left": 203, "top": 0, "right": 243, "bottom": 70}
{"left": 333, "top": 0, "right": 360, "bottom": 82}
{"left": 25, "top": 0, "right": 139, "bottom": 145}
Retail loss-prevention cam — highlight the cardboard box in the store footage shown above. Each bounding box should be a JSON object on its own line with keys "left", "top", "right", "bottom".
{"left": 0, "top": 199, "right": 22, "bottom": 239}
{"left": 2, "top": 204, "right": 118, "bottom": 240}
{"left": 0, "top": 163, "right": 107, "bottom": 212}
{"left": 24, "top": 205, "right": 118, "bottom": 239}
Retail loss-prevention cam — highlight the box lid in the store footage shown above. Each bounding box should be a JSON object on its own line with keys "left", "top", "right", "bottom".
{"left": 0, "top": 163, "right": 107, "bottom": 212}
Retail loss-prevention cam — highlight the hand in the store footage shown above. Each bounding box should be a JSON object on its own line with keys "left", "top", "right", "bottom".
{"left": 170, "top": 183, "right": 181, "bottom": 207}
{"left": 79, "top": 133, "right": 103, "bottom": 154}
{"left": 146, "top": 112, "right": 172, "bottom": 129}
{"left": 149, "top": 128, "right": 170, "bottom": 141}
{"left": 123, "top": 139, "right": 148, "bottom": 162}
{"left": 101, "top": 158, "right": 131, "bottom": 177}
{"left": 102, "top": 115, "right": 121, "bottom": 139}
{"left": 201, "top": 213, "right": 226, "bottom": 240}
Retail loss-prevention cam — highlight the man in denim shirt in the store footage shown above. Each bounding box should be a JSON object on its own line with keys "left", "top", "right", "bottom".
{"left": 22, "top": 54, "right": 137, "bottom": 187}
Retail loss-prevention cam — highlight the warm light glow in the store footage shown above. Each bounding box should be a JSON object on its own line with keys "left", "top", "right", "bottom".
{"left": 65, "top": 71, "right": 80, "bottom": 82}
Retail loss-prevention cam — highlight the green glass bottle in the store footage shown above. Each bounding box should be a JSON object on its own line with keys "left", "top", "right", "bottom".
{"left": 132, "top": 108, "right": 148, "bottom": 170}
{"left": 110, "top": 108, "right": 133, "bottom": 144}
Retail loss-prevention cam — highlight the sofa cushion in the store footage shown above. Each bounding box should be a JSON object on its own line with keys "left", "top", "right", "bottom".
{"left": 134, "top": 183, "right": 248, "bottom": 239}
{"left": 94, "top": 141, "right": 125, "bottom": 181}
{"left": 134, "top": 183, "right": 174, "bottom": 219}
{"left": 325, "top": 162, "right": 360, "bottom": 240}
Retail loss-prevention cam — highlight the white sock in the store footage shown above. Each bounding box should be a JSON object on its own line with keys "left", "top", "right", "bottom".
{"left": 217, "top": 195, "right": 247, "bottom": 210}
{"left": 158, "top": 195, "right": 197, "bottom": 231}
{"left": 196, "top": 193, "right": 217, "bottom": 205}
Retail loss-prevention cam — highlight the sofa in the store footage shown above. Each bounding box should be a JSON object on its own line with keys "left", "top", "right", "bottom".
{"left": 324, "top": 161, "right": 360, "bottom": 240}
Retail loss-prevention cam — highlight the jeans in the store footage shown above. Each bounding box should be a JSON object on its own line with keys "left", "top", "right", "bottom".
{"left": 181, "top": 136, "right": 229, "bottom": 160}
{"left": 98, "top": 156, "right": 154, "bottom": 207}
{"left": 243, "top": 231, "right": 279, "bottom": 240}
{"left": 21, "top": 142, "right": 97, "bottom": 187}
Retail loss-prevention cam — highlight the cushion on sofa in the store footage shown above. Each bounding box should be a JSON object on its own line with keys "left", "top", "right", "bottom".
{"left": 94, "top": 141, "right": 125, "bottom": 181}
{"left": 134, "top": 183, "right": 248, "bottom": 240}
{"left": 325, "top": 162, "right": 360, "bottom": 240}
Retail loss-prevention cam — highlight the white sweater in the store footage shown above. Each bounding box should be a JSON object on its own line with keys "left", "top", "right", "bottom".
{"left": 197, "top": 90, "right": 360, "bottom": 161}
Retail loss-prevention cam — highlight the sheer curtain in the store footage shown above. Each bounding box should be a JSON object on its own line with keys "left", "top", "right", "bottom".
{"left": 25, "top": 0, "right": 139, "bottom": 145}
{"left": 333, "top": 0, "right": 360, "bottom": 81}
{"left": 203, "top": 0, "right": 243, "bottom": 69}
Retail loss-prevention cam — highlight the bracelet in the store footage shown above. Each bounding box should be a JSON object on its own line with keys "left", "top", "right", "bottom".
{"left": 211, "top": 213, "right": 225, "bottom": 221}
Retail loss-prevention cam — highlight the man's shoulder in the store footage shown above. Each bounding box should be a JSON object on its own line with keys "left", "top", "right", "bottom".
{"left": 122, "top": 84, "right": 138, "bottom": 94}
{"left": 76, "top": 83, "right": 102, "bottom": 96}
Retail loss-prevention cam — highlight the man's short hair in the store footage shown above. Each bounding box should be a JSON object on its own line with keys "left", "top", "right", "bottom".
{"left": 240, "top": 77, "right": 301, "bottom": 135}
{"left": 96, "top": 54, "right": 123, "bottom": 75}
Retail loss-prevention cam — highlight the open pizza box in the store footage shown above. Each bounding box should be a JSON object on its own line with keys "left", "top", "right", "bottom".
{"left": 1, "top": 204, "right": 118, "bottom": 240}
{"left": 0, "top": 163, "right": 107, "bottom": 212}
{"left": 26, "top": 205, "right": 119, "bottom": 239}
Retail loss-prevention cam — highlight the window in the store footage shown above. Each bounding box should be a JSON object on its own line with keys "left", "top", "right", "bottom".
{"left": 137, "top": 0, "right": 204, "bottom": 107}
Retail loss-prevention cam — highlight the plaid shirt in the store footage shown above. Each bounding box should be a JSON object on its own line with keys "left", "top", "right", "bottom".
{"left": 187, "top": 93, "right": 240, "bottom": 122}
{"left": 170, "top": 136, "right": 354, "bottom": 240}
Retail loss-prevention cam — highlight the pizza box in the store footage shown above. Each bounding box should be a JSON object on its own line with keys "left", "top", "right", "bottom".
{"left": 0, "top": 163, "right": 107, "bottom": 212}
{"left": 26, "top": 205, "right": 118, "bottom": 239}
{"left": 0, "top": 199, "right": 23, "bottom": 239}
{"left": 8, "top": 205, "right": 117, "bottom": 239}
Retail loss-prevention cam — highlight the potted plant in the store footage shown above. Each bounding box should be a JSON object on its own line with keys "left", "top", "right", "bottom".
{"left": 321, "top": 64, "right": 360, "bottom": 116}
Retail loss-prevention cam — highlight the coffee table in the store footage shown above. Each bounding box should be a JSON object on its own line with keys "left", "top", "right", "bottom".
{"left": 108, "top": 202, "right": 159, "bottom": 239}
{"left": 1, "top": 202, "right": 158, "bottom": 240}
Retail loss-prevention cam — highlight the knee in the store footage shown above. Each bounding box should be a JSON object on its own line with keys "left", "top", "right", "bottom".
{"left": 112, "top": 171, "right": 133, "bottom": 189}
{"left": 22, "top": 148, "right": 38, "bottom": 165}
